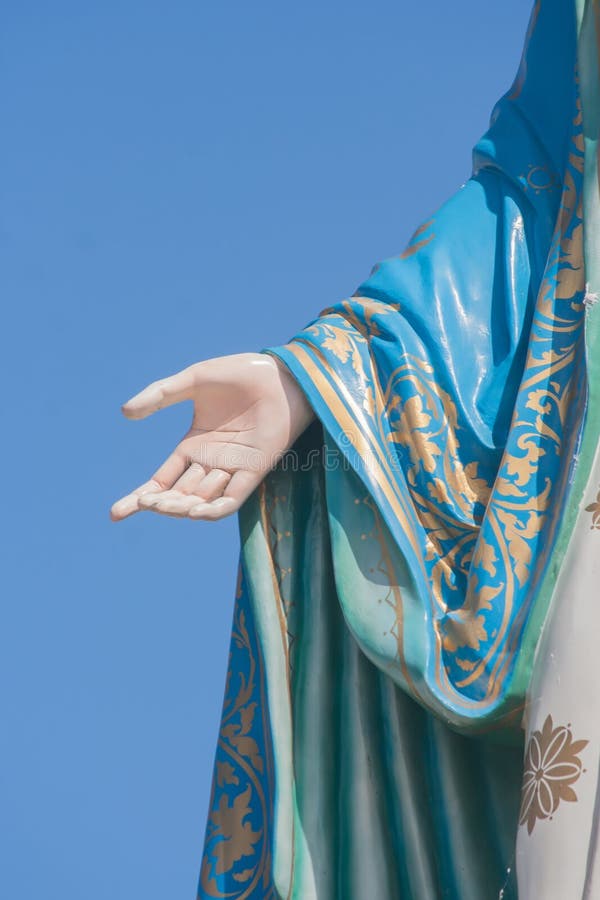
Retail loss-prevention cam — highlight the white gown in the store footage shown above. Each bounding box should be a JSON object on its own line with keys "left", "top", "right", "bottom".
{"left": 518, "top": 440, "right": 600, "bottom": 897}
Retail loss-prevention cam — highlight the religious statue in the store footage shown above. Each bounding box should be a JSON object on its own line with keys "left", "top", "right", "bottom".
{"left": 111, "top": 1, "right": 600, "bottom": 896}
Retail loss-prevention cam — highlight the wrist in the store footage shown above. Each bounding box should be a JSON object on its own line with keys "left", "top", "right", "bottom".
{"left": 267, "top": 353, "right": 315, "bottom": 443}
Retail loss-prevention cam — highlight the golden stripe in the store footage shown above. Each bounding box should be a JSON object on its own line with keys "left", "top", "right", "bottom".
{"left": 257, "top": 483, "right": 296, "bottom": 900}
{"left": 289, "top": 340, "right": 425, "bottom": 569}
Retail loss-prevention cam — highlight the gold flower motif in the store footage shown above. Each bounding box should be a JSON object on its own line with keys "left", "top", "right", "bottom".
{"left": 585, "top": 490, "right": 600, "bottom": 528}
{"left": 519, "top": 714, "right": 588, "bottom": 835}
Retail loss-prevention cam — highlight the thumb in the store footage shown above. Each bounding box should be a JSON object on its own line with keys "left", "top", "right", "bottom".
{"left": 121, "top": 365, "right": 200, "bottom": 420}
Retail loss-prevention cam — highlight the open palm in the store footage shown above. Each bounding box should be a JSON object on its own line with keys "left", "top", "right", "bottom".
{"left": 110, "top": 352, "right": 313, "bottom": 522}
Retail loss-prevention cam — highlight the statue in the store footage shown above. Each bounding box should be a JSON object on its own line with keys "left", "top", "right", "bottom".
{"left": 111, "top": 1, "right": 600, "bottom": 896}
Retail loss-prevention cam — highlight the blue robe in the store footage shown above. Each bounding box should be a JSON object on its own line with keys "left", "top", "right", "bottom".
{"left": 198, "top": 2, "right": 600, "bottom": 896}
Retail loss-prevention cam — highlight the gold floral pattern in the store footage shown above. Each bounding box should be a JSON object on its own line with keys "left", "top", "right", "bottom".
{"left": 400, "top": 218, "right": 436, "bottom": 259}
{"left": 519, "top": 715, "right": 588, "bottom": 835}
{"left": 277, "top": 70, "right": 588, "bottom": 719}
{"left": 585, "top": 489, "right": 600, "bottom": 528}
{"left": 199, "top": 580, "right": 275, "bottom": 899}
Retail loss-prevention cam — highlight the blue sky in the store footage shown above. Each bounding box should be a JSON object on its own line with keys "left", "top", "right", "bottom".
{"left": 2, "top": 1, "right": 530, "bottom": 897}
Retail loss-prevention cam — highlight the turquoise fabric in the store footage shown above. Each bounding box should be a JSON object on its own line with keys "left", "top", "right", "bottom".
{"left": 198, "top": 1, "right": 600, "bottom": 897}
{"left": 199, "top": 427, "right": 523, "bottom": 900}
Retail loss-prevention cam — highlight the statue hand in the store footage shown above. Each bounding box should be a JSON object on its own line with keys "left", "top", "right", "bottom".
{"left": 110, "top": 352, "right": 314, "bottom": 522}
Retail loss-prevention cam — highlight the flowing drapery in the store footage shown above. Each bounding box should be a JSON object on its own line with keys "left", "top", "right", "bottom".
{"left": 198, "top": 1, "right": 600, "bottom": 897}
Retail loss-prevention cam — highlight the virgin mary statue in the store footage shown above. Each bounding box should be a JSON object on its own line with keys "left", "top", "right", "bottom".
{"left": 112, "top": 1, "right": 600, "bottom": 896}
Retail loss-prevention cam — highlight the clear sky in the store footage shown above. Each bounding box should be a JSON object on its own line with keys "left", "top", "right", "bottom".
{"left": 2, "top": 1, "right": 531, "bottom": 897}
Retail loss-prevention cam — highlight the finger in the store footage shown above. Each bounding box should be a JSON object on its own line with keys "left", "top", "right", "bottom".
{"left": 110, "top": 452, "right": 187, "bottom": 521}
{"left": 167, "top": 461, "right": 207, "bottom": 495}
{"left": 187, "top": 496, "right": 239, "bottom": 521}
{"left": 189, "top": 470, "right": 261, "bottom": 521}
{"left": 140, "top": 468, "right": 232, "bottom": 517}
{"left": 110, "top": 478, "right": 164, "bottom": 521}
{"left": 138, "top": 489, "right": 200, "bottom": 517}
{"left": 151, "top": 450, "right": 189, "bottom": 488}
{"left": 172, "top": 466, "right": 230, "bottom": 500}
{"left": 121, "top": 365, "right": 199, "bottom": 420}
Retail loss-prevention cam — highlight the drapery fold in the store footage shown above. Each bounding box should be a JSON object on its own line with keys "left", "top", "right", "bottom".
{"left": 199, "top": 427, "right": 523, "bottom": 900}
{"left": 267, "top": 0, "right": 594, "bottom": 727}
{"left": 198, "top": 1, "right": 600, "bottom": 897}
